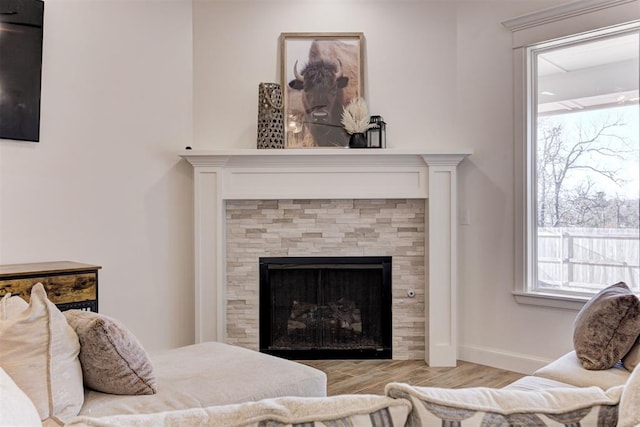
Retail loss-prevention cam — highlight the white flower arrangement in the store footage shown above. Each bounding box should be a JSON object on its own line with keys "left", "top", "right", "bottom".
{"left": 341, "top": 98, "right": 374, "bottom": 135}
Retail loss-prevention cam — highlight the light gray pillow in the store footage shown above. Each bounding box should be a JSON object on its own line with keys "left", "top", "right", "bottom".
{"left": 573, "top": 282, "right": 640, "bottom": 370}
{"left": 64, "top": 310, "right": 157, "bottom": 395}
{"left": 0, "top": 366, "right": 42, "bottom": 426}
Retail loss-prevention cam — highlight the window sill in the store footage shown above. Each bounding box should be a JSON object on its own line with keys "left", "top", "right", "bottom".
{"left": 513, "top": 291, "right": 589, "bottom": 311}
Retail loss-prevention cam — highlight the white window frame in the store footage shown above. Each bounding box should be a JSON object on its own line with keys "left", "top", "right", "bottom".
{"left": 503, "top": 0, "right": 640, "bottom": 310}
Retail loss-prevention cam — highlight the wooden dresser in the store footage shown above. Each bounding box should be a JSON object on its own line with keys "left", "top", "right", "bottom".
{"left": 0, "top": 261, "right": 101, "bottom": 312}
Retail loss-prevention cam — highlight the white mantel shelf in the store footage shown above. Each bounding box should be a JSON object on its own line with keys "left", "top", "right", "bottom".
{"left": 179, "top": 147, "right": 473, "bottom": 156}
{"left": 180, "top": 148, "right": 472, "bottom": 367}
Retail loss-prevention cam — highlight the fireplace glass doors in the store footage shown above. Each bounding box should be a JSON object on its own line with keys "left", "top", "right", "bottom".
{"left": 259, "top": 256, "right": 392, "bottom": 359}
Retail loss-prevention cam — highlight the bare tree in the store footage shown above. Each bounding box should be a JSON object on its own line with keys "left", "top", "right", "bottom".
{"left": 607, "top": 195, "right": 640, "bottom": 228}
{"left": 537, "top": 114, "right": 633, "bottom": 227}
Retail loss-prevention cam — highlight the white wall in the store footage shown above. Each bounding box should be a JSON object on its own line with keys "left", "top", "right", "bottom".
{"left": 192, "top": 0, "right": 574, "bottom": 373}
{"left": 193, "top": 0, "right": 460, "bottom": 148}
{"left": 0, "top": 0, "right": 194, "bottom": 351}
{"left": 0, "top": 0, "right": 579, "bottom": 369}
{"left": 453, "top": 2, "right": 578, "bottom": 372}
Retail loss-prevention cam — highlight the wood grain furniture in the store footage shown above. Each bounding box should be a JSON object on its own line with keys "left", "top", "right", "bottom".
{"left": 0, "top": 261, "right": 101, "bottom": 312}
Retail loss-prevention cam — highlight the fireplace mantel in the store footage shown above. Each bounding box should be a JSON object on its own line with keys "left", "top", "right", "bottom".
{"left": 180, "top": 148, "right": 471, "bottom": 367}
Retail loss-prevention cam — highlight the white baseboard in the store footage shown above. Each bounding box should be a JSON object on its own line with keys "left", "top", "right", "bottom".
{"left": 458, "top": 345, "right": 554, "bottom": 375}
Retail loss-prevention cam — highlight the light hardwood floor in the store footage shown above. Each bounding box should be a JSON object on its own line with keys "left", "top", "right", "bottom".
{"left": 299, "top": 359, "right": 525, "bottom": 396}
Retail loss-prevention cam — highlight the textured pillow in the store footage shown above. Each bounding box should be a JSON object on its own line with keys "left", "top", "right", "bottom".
{"left": 0, "top": 283, "right": 84, "bottom": 424}
{"left": 385, "top": 382, "right": 622, "bottom": 427}
{"left": 573, "top": 282, "right": 640, "bottom": 370}
{"left": 65, "top": 394, "right": 411, "bottom": 427}
{"left": 64, "top": 310, "right": 157, "bottom": 395}
{"left": 0, "top": 367, "right": 41, "bottom": 427}
{"left": 623, "top": 337, "right": 640, "bottom": 372}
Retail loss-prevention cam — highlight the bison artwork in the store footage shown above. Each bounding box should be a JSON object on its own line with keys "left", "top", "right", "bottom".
{"left": 284, "top": 38, "right": 361, "bottom": 147}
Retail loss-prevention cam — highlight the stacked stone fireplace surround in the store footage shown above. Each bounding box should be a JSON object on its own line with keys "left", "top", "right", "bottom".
{"left": 180, "top": 149, "right": 469, "bottom": 366}
{"left": 225, "top": 198, "right": 426, "bottom": 360}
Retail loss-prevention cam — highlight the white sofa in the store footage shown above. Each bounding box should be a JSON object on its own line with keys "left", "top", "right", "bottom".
{"left": 3, "top": 346, "right": 638, "bottom": 427}
{"left": 1, "top": 284, "right": 328, "bottom": 426}
{"left": 378, "top": 282, "right": 640, "bottom": 426}
{"left": 3, "top": 282, "right": 640, "bottom": 426}
{"left": 76, "top": 341, "right": 327, "bottom": 418}
{"left": 384, "top": 351, "right": 637, "bottom": 426}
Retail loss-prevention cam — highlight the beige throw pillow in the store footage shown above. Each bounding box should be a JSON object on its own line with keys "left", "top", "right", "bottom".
{"left": 64, "top": 310, "right": 157, "bottom": 395}
{"left": 573, "top": 282, "right": 640, "bottom": 370}
{"left": 0, "top": 291, "right": 29, "bottom": 317}
{"left": 0, "top": 284, "right": 84, "bottom": 424}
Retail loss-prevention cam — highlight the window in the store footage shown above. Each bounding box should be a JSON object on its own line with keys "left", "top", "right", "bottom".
{"left": 531, "top": 29, "right": 639, "bottom": 299}
{"left": 505, "top": 1, "right": 640, "bottom": 308}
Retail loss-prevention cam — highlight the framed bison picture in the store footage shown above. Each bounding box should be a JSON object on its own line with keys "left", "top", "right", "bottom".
{"left": 280, "top": 32, "right": 364, "bottom": 148}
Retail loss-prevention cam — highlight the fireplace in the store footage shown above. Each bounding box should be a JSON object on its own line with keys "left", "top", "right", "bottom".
{"left": 180, "top": 149, "right": 470, "bottom": 366}
{"left": 259, "top": 256, "right": 392, "bottom": 359}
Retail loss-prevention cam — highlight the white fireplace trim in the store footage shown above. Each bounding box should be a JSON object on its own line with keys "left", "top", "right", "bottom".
{"left": 180, "top": 148, "right": 471, "bottom": 367}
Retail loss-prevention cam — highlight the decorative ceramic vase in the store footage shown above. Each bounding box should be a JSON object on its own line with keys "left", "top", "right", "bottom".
{"left": 348, "top": 133, "right": 367, "bottom": 149}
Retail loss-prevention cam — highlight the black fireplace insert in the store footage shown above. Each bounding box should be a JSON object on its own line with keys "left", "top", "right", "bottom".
{"left": 259, "top": 256, "right": 392, "bottom": 359}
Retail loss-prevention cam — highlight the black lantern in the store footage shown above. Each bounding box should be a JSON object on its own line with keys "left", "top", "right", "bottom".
{"left": 366, "top": 115, "right": 386, "bottom": 148}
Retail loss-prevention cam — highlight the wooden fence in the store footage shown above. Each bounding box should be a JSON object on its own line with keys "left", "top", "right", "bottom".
{"left": 537, "top": 228, "right": 639, "bottom": 293}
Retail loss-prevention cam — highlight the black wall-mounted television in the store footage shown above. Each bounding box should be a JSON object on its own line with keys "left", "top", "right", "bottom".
{"left": 0, "top": 0, "right": 44, "bottom": 142}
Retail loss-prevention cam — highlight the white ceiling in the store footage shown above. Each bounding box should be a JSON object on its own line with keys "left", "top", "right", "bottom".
{"left": 537, "top": 31, "right": 639, "bottom": 114}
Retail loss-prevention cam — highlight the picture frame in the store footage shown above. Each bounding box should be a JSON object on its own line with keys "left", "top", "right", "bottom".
{"left": 280, "top": 32, "right": 364, "bottom": 148}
